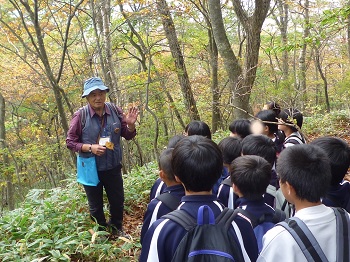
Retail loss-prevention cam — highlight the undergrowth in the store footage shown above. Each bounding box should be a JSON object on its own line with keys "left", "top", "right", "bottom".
{"left": 0, "top": 161, "right": 158, "bottom": 261}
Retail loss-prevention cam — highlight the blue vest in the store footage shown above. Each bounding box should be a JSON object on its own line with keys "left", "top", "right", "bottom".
{"left": 80, "top": 103, "right": 122, "bottom": 171}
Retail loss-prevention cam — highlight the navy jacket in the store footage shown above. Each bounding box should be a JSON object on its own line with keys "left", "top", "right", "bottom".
{"left": 322, "top": 181, "right": 350, "bottom": 212}
{"left": 149, "top": 178, "right": 166, "bottom": 201}
{"left": 141, "top": 184, "right": 185, "bottom": 243}
{"left": 140, "top": 194, "right": 258, "bottom": 262}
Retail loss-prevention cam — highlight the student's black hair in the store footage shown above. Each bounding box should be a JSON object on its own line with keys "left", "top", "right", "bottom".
{"left": 218, "top": 137, "right": 242, "bottom": 165}
{"left": 310, "top": 137, "right": 350, "bottom": 186}
{"left": 255, "top": 110, "right": 278, "bottom": 135}
{"left": 229, "top": 119, "right": 251, "bottom": 138}
{"left": 241, "top": 134, "right": 276, "bottom": 166}
{"left": 159, "top": 148, "right": 175, "bottom": 181}
{"left": 185, "top": 120, "right": 212, "bottom": 139}
{"left": 230, "top": 155, "right": 272, "bottom": 200}
{"left": 277, "top": 144, "right": 331, "bottom": 203}
{"left": 278, "top": 108, "right": 303, "bottom": 132}
{"left": 167, "top": 135, "right": 185, "bottom": 148}
{"left": 264, "top": 101, "right": 281, "bottom": 116}
{"left": 172, "top": 135, "right": 223, "bottom": 192}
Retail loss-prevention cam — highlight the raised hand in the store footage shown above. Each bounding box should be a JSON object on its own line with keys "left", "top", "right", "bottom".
{"left": 124, "top": 106, "right": 139, "bottom": 128}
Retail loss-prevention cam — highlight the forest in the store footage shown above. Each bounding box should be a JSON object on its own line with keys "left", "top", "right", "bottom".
{"left": 0, "top": 0, "right": 350, "bottom": 260}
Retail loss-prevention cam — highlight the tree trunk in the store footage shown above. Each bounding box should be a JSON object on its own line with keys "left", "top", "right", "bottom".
{"left": 315, "top": 48, "right": 330, "bottom": 113}
{"left": 274, "top": 0, "right": 289, "bottom": 80}
{"left": 298, "top": 0, "right": 310, "bottom": 110}
{"left": 348, "top": 0, "right": 350, "bottom": 61}
{"left": 156, "top": 0, "right": 200, "bottom": 121}
{"left": 0, "top": 93, "right": 15, "bottom": 211}
{"left": 118, "top": 1, "right": 186, "bottom": 129}
{"left": 209, "top": 0, "right": 270, "bottom": 119}
{"left": 209, "top": 31, "right": 220, "bottom": 132}
{"left": 99, "top": 0, "right": 120, "bottom": 104}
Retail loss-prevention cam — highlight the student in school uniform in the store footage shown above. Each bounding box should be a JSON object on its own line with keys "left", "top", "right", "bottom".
{"left": 213, "top": 137, "right": 242, "bottom": 196}
{"left": 231, "top": 155, "right": 285, "bottom": 252}
{"left": 141, "top": 148, "right": 185, "bottom": 244}
{"left": 140, "top": 136, "right": 258, "bottom": 262}
{"left": 149, "top": 135, "right": 185, "bottom": 200}
{"left": 229, "top": 119, "right": 252, "bottom": 139}
{"left": 218, "top": 135, "right": 277, "bottom": 209}
{"left": 310, "top": 136, "right": 350, "bottom": 212}
{"left": 251, "top": 110, "right": 285, "bottom": 156}
{"left": 278, "top": 108, "right": 305, "bottom": 147}
{"left": 258, "top": 145, "right": 350, "bottom": 262}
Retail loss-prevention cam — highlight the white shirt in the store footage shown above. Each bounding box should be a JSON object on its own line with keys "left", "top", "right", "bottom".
{"left": 258, "top": 204, "right": 350, "bottom": 262}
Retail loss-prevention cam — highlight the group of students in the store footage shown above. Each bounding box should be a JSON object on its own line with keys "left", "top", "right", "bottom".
{"left": 139, "top": 103, "right": 350, "bottom": 262}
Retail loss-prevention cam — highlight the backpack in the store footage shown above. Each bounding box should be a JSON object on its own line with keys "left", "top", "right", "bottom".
{"left": 275, "top": 188, "right": 294, "bottom": 218}
{"left": 156, "top": 192, "right": 181, "bottom": 211}
{"left": 235, "top": 207, "right": 286, "bottom": 252}
{"left": 221, "top": 177, "right": 232, "bottom": 187}
{"left": 278, "top": 207, "right": 350, "bottom": 262}
{"left": 163, "top": 205, "right": 245, "bottom": 262}
{"left": 79, "top": 102, "right": 123, "bottom": 128}
{"left": 285, "top": 133, "right": 305, "bottom": 145}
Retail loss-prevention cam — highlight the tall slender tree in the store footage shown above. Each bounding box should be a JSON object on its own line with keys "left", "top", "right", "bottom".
{"left": 209, "top": 0, "right": 271, "bottom": 119}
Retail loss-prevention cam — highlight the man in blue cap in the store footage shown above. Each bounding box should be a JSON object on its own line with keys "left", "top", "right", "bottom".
{"left": 66, "top": 77, "right": 139, "bottom": 237}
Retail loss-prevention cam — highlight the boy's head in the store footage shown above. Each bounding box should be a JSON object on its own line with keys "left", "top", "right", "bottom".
{"left": 263, "top": 101, "right": 281, "bottom": 116}
{"left": 172, "top": 135, "right": 222, "bottom": 192}
{"left": 252, "top": 110, "right": 278, "bottom": 136}
{"left": 185, "top": 120, "right": 212, "bottom": 139}
{"left": 278, "top": 108, "right": 303, "bottom": 132}
{"left": 167, "top": 135, "right": 185, "bottom": 148}
{"left": 218, "top": 137, "right": 242, "bottom": 165}
{"left": 310, "top": 137, "right": 350, "bottom": 186}
{"left": 229, "top": 119, "right": 251, "bottom": 138}
{"left": 277, "top": 144, "right": 331, "bottom": 203}
{"left": 241, "top": 134, "right": 276, "bottom": 166}
{"left": 159, "top": 148, "right": 176, "bottom": 183}
{"left": 230, "top": 155, "right": 271, "bottom": 200}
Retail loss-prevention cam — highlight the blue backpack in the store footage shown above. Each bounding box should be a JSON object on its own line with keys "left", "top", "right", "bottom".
{"left": 235, "top": 207, "right": 286, "bottom": 252}
{"left": 163, "top": 205, "right": 244, "bottom": 262}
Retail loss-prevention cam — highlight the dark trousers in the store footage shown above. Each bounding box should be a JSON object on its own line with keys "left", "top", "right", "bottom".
{"left": 83, "top": 166, "right": 124, "bottom": 230}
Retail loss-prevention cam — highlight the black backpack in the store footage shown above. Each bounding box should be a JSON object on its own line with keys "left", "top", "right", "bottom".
{"left": 156, "top": 192, "right": 181, "bottom": 211}
{"left": 163, "top": 205, "right": 245, "bottom": 262}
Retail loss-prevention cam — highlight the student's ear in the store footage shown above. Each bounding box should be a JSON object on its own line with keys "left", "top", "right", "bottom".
{"left": 232, "top": 184, "right": 243, "bottom": 198}
{"left": 284, "top": 182, "right": 296, "bottom": 203}
{"left": 264, "top": 125, "right": 269, "bottom": 134}
{"left": 174, "top": 175, "right": 181, "bottom": 183}
{"left": 159, "top": 170, "right": 165, "bottom": 181}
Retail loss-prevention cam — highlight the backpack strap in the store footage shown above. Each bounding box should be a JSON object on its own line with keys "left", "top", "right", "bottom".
{"left": 286, "top": 134, "right": 305, "bottom": 145}
{"left": 163, "top": 210, "right": 196, "bottom": 231}
{"left": 79, "top": 102, "right": 122, "bottom": 129}
{"left": 156, "top": 192, "right": 181, "bottom": 211}
{"left": 235, "top": 208, "right": 286, "bottom": 228}
{"left": 331, "top": 207, "right": 350, "bottom": 261}
{"left": 221, "top": 177, "right": 232, "bottom": 187}
{"left": 266, "top": 184, "right": 277, "bottom": 197}
{"left": 105, "top": 102, "right": 123, "bottom": 121}
{"left": 271, "top": 209, "right": 286, "bottom": 224}
{"left": 215, "top": 208, "right": 239, "bottom": 229}
{"left": 235, "top": 208, "right": 259, "bottom": 228}
{"left": 278, "top": 218, "right": 328, "bottom": 262}
{"left": 79, "top": 105, "right": 89, "bottom": 129}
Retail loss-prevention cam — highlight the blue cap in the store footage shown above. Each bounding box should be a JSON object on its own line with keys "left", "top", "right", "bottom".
{"left": 82, "top": 77, "right": 109, "bottom": 98}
